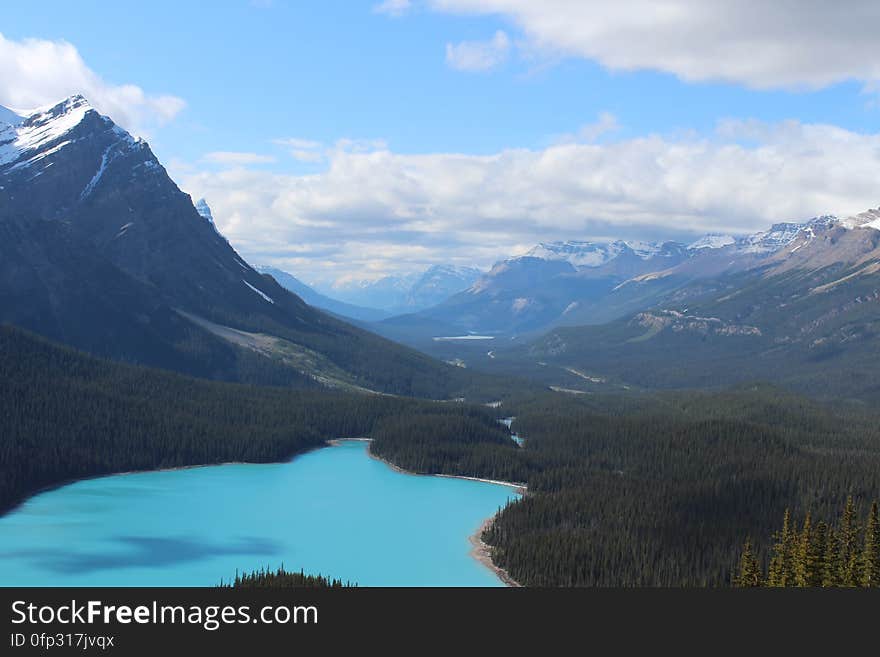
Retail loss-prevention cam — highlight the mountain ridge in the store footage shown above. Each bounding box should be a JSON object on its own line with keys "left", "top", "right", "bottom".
{"left": 371, "top": 211, "right": 875, "bottom": 344}
{"left": 481, "top": 210, "right": 880, "bottom": 401}
{"left": 0, "top": 95, "right": 479, "bottom": 399}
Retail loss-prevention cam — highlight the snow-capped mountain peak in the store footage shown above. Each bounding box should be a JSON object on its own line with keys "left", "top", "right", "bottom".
{"left": 194, "top": 197, "right": 229, "bottom": 241}
{"left": 0, "top": 95, "right": 116, "bottom": 171}
{"left": 842, "top": 207, "right": 880, "bottom": 231}
{"left": 688, "top": 234, "right": 736, "bottom": 250}
{"left": 624, "top": 240, "right": 663, "bottom": 259}
{"left": 736, "top": 216, "right": 839, "bottom": 253}
{"left": 195, "top": 198, "right": 215, "bottom": 224}
{"left": 1, "top": 95, "right": 148, "bottom": 206}
{"left": 525, "top": 240, "right": 625, "bottom": 267}
{"left": 523, "top": 239, "right": 683, "bottom": 268}
{"left": 735, "top": 222, "right": 803, "bottom": 253}
{"left": 683, "top": 216, "right": 839, "bottom": 255}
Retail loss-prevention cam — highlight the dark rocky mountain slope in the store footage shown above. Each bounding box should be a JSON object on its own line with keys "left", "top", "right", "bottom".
{"left": 0, "top": 96, "right": 476, "bottom": 398}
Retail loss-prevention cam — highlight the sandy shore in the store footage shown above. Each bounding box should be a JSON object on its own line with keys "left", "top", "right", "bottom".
{"left": 435, "top": 473, "right": 526, "bottom": 494}
{"left": 469, "top": 516, "right": 521, "bottom": 587}
{"left": 333, "top": 437, "right": 525, "bottom": 587}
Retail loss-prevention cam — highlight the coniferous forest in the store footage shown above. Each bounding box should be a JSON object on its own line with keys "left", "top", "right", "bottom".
{"left": 371, "top": 387, "right": 880, "bottom": 586}
{"left": 4, "top": 324, "right": 880, "bottom": 587}
{"left": 220, "top": 567, "right": 354, "bottom": 588}
{"left": 0, "top": 325, "right": 500, "bottom": 514}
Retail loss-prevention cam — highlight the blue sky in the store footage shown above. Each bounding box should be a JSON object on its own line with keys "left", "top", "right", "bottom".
{"left": 3, "top": 0, "right": 876, "bottom": 161}
{"left": 2, "top": 1, "right": 880, "bottom": 285}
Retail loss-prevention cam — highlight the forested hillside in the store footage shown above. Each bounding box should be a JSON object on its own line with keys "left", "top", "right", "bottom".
{"left": 370, "top": 412, "right": 524, "bottom": 483}
{"left": 6, "top": 323, "right": 879, "bottom": 587}
{"left": 506, "top": 253, "right": 880, "bottom": 402}
{"left": 0, "top": 325, "right": 503, "bottom": 513}
{"left": 372, "top": 387, "right": 880, "bottom": 586}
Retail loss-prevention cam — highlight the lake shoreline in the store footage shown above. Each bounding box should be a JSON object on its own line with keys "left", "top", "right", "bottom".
{"left": 4, "top": 437, "right": 523, "bottom": 588}
{"left": 336, "top": 437, "right": 525, "bottom": 588}
{"left": 0, "top": 440, "right": 337, "bottom": 517}
{"left": 469, "top": 517, "right": 521, "bottom": 588}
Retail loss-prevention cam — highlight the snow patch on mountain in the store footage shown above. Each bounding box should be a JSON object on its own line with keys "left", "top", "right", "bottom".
{"left": 243, "top": 280, "right": 275, "bottom": 304}
{"left": 80, "top": 144, "right": 114, "bottom": 199}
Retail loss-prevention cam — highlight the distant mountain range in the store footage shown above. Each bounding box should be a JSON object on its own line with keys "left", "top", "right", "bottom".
{"left": 391, "top": 210, "right": 878, "bottom": 401}
{"left": 354, "top": 206, "right": 880, "bottom": 402}
{"left": 502, "top": 211, "right": 880, "bottom": 399}
{"left": 0, "top": 95, "right": 478, "bottom": 399}
{"left": 255, "top": 265, "right": 391, "bottom": 322}
{"left": 370, "top": 215, "right": 847, "bottom": 342}
{"left": 6, "top": 94, "right": 879, "bottom": 403}
{"left": 319, "top": 264, "right": 482, "bottom": 314}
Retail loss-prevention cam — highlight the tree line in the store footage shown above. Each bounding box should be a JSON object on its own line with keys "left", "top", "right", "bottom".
{"left": 219, "top": 566, "right": 353, "bottom": 588}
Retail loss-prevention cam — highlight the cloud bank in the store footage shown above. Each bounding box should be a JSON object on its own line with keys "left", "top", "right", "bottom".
{"left": 183, "top": 119, "right": 880, "bottom": 283}
{"left": 430, "top": 0, "right": 880, "bottom": 90}
{"left": 0, "top": 32, "right": 185, "bottom": 132}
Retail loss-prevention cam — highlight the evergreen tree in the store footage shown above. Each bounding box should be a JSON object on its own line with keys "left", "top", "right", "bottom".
{"left": 767, "top": 509, "right": 796, "bottom": 587}
{"left": 734, "top": 538, "right": 761, "bottom": 587}
{"left": 860, "top": 501, "right": 879, "bottom": 588}
{"left": 809, "top": 521, "right": 828, "bottom": 588}
{"left": 822, "top": 526, "right": 838, "bottom": 587}
{"left": 794, "top": 513, "right": 823, "bottom": 587}
{"left": 837, "top": 497, "right": 860, "bottom": 587}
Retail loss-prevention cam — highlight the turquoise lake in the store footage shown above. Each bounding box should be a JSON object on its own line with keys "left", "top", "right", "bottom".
{"left": 0, "top": 441, "right": 520, "bottom": 587}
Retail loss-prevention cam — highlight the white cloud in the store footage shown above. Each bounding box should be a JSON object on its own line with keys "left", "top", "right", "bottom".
{"left": 181, "top": 119, "right": 880, "bottom": 282}
{"left": 445, "top": 30, "right": 510, "bottom": 72}
{"left": 553, "top": 112, "right": 620, "bottom": 144}
{"left": 0, "top": 32, "right": 185, "bottom": 132}
{"left": 273, "top": 137, "right": 325, "bottom": 162}
{"left": 275, "top": 137, "right": 323, "bottom": 150}
{"left": 289, "top": 149, "right": 325, "bottom": 163}
{"left": 373, "top": 0, "right": 412, "bottom": 17}
{"left": 429, "top": 0, "right": 880, "bottom": 89}
{"left": 202, "top": 151, "right": 276, "bottom": 165}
